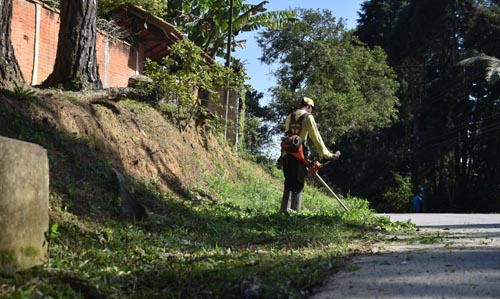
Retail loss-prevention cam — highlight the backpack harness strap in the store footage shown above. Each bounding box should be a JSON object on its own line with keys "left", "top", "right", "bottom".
{"left": 286, "top": 112, "right": 310, "bottom": 136}
{"left": 282, "top": 112, "right": 312, "bottom": 167}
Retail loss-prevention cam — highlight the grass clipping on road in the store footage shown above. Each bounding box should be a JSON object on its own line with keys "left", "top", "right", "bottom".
{"left": 0, "top": 90, "right": 405, "bottom": 299}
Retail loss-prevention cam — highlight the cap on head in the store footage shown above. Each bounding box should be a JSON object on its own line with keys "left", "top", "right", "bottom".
{"left": 302, "top": 97, "right": 314, "bottom": 107}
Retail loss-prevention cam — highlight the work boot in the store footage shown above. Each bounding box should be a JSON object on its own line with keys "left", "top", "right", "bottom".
{"left": 291, "top": 191, "right": 302, "bottom": 212}
{"left": 280, "top": 189, "right": 291, "bottom": 214}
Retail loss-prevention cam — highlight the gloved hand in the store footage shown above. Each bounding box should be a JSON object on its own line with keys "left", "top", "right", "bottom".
{"left": 331, "top": 150, "right": 341, "bottom": 161}
{"left": 308, "top": 161, "right": 322, "bottom": 175}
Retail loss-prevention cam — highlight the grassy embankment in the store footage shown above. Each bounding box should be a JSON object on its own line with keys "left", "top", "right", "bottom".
{"left": 0, "top": 88, "right": 409, "bottom": 298}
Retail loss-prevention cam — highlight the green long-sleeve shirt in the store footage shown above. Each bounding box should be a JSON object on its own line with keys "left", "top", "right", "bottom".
{"left": 284, "top": 109, "right": 334, "bottom": 159}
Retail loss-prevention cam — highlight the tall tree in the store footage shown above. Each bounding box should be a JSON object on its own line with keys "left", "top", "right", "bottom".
{"left": 42, "top": 0, "right": 101, "bottom": 90}
{"left": 403, "top": 0, "right": 478, "bottom": 211}
{"left": 258, "top": 8, "right": 399, "bottom": 144}
{"left": 355, "top": 0, "right": 500, "bottom": 212}
{"left": 242, "top": 89, "right": 273, "bottom": 154}
{"left": 0, "top": 0, "right": 24, "bottom": 88}
{"left": 463, "top": 2, "right": 500, "bottom": 57}
{"left": 355, "top": 0, "right": 409, "bottom": 55}
{"left": 455, "top": 55, "right": 500, "bottom": 211}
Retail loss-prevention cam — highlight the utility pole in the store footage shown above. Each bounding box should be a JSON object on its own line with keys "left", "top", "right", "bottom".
{"left": 224, "top": 0, "right": 234, "bottom": 141}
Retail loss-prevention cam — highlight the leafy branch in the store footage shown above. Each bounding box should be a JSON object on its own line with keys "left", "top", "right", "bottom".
{"left": 143, "top": 39, "right": 244, "bottom": 132}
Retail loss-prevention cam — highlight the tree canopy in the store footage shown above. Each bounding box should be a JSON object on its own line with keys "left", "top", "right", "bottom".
{"left": 257, "top": 8, "right": 400, "bottom": 143}
{"left": 347, "top": 0, "right": 500, "bottom": 212}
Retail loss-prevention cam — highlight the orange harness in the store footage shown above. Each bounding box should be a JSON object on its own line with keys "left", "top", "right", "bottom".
{"left": 282, "top": 111, "right": 322, "bottom": 174}
{"left": 288, "top": 146, "right": 322, "bottom": 175}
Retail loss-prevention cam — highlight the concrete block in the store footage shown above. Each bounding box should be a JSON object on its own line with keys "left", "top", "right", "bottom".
{"left": 0, "top": 136, "right": 49, "bottom": 274}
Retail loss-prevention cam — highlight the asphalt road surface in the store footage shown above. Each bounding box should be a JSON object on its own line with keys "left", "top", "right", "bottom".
{"left": 310, "top": 213, "right": 500, "bottom": 299}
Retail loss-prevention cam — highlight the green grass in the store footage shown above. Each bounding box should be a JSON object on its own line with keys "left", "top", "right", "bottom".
{"left": 0, "top": 94, "right": 408, "bottom": 298}
{"left": 0, "top": 161, "right": 399, "bottom": 299}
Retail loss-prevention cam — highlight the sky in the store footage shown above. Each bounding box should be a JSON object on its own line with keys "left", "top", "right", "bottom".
{"left": 232, "top": 0, "right": 365, "bottom": 104}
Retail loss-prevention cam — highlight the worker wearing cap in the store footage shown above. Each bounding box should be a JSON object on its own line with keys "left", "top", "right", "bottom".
{"left": 280, "top": 97, "right": 338, "bottom": 214}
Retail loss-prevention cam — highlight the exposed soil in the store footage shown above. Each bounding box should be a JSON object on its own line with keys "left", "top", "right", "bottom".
{"left": 0, "top": 88, "right": 270, "bottom": 220}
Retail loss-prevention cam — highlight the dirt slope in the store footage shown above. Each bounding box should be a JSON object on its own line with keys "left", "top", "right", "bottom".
{"left": 0, "top": 88, "right": 261, "bottom": 219}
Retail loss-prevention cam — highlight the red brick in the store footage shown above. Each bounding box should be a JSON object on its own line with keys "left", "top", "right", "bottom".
{"left": 12, "top": 0, "right": 141, "bottom": 87}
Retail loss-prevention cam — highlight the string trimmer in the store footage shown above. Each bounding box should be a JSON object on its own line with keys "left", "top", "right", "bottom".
{"left": 307, "top": 151, "right": 350, "bottom": 212}
{"left": 284, "top": 145, "right": 350, "bottom": 212}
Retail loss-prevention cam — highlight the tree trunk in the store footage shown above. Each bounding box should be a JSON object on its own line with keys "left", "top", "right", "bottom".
{"left": 42, "top": 0, "right": 102, "bottom": 90}
{"left": 0, "top": 0, "right": 24, "bottom": 88}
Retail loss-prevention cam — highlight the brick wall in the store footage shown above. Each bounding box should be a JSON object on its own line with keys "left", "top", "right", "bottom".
{"left": 11, "top": 0, "right": 142, "bottom": 88}
{"left": 10, "top": 0, "right": 239, "bottom": 145}
{"left": 11, "top": 0, "right": 37, "bottom": 84}
{"left": 36, "top": 5, "right": 59, "bottom": 85}
{"left": 96, "top": 36, "right": 142, "bottom": 88}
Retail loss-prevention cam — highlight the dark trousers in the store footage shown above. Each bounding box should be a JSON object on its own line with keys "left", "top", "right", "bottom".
{"left": 281, "top": 154, "right": 307, "bottom": 212}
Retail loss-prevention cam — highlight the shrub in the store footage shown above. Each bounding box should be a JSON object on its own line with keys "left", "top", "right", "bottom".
{"left": 142, "top": 39, "right": 244, "bottom": 132}
{"left": 378, "top": 172, "right": 413, "bottom": 212}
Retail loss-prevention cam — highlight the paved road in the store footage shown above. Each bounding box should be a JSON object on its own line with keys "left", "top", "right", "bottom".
{"left": 383, "top": 213, "right": 500, "bottom": 228}
{"left": 311, "top": 214, "right": 500, "bottom": 299}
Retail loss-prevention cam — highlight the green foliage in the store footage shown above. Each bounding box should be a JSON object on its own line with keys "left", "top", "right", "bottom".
{"left": 378, "top": 173, "right": 413, "bottom": 212}
{"left": 0, "top": 250, "right": 16, "bottom": 264}
{"left": 242, "top": 116, "right": 265, "bottom": 153}
{"left": 40, "top": 0, "right": 60, "bottom": 9}
{"left": 355, "top": 0, "right": 409, "bottom": 54}
{"left": 336, "top": 0, "right": 500, "bottom": 212}
{"left": 464, "top": 3, "right": 500, "bottom": 57}
{"left": 458, "top": 55, "right": 500, "bottom": 87}
{"left": 13, "top": 82, "right": 35, "bottom": 101}
{"left": 167, "top": 0, "right": 297, "bottom": 58}
{"left": 142, "top": 39, "right": 244, "bottom": 132}
{"left": 419, "top": 232, "right": 444, "bottom": 244}
{"left": 0, "top": 161, "right": 404, "bottom": 299}
{"left": 242, "top": 89, "right": 274, "bottom": 154}
{"left": 258, "top": 8, "right": 399, "bottom": 144}
{"left": 98, "top": 0, "right": 167, "bottom": 16}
